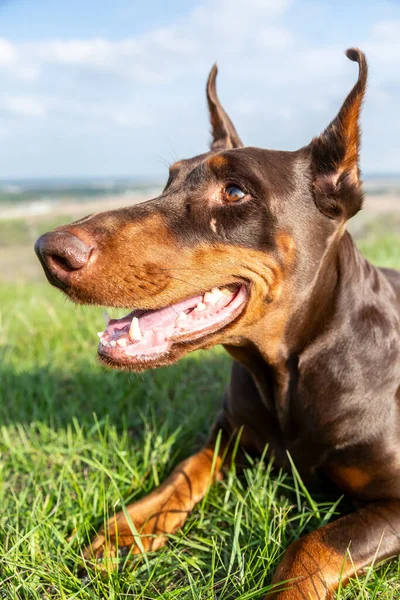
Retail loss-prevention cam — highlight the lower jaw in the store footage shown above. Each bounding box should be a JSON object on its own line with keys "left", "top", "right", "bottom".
{"left": 98, "top": 340, "right": 195, "bottom": 372}
{"left": 97, "top": 320, "right": 244, "bottom": 372}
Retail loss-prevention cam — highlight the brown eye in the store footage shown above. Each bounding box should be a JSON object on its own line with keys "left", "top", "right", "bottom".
{"left": 223, "top": 185, "right": 246, "bottom": 203}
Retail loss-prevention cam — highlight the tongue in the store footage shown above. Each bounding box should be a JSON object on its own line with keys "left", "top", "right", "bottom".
{"left": 139, "top": 294, "right": 203, "bottom": 330}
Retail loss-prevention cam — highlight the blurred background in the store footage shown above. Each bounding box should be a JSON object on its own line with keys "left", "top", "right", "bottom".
{"left": 0, "top": 0, "right": 399, "bottom": 282}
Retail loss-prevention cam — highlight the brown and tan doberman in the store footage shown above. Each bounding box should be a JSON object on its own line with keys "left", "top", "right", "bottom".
{"left": 35, "top": 48, "right": 400, "bottom": 598}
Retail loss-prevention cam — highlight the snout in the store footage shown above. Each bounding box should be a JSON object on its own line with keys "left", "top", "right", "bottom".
{"left": 34, "top": 231, "right": 94, "bottom": 289}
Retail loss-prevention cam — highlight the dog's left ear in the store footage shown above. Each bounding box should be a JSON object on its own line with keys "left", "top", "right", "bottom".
{"left": 310, "top": 48, "right": 368, "bottom": 219}
{"left": 206, "top": 63, "right": 243, "bottom": 151}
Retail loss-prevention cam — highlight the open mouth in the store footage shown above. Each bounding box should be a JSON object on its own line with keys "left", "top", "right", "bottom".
{"left": 97, "top": 283, "right": 248, "bottom": 366}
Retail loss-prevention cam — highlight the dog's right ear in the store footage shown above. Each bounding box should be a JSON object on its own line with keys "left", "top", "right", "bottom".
{"left": 309, "top": 48, "right": 368, "bottom": 219}
{"left": 206, "top": 63, "right": 243, "bottom": 151}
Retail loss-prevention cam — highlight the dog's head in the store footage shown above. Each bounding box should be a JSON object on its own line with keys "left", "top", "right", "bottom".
{"left": 35, "top": 49, "right": 367, "bottom": 371}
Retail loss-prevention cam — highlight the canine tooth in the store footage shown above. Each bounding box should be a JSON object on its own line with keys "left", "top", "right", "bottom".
{"left": 204, "top": 291, "right": 219, "bottom": 305}
{"left": 110, "top": 340, "right": 116, "bottom": 347}
{"left": 176, "top": 311, "right": 187, "bottom": 322}
{"left": 195, "top": 302, "right": 207, "bottom": 312}
{"left": 129, "top": 316, "right": 142, "bottom": 342}
{"left": 103, "top": 311, "right": 110, "bottom": 326}
{"left": 97, "top": 332, "right": 103, "bottom": 338}
{"left": 117, "top": 338, "right": 128, "bottom": 347}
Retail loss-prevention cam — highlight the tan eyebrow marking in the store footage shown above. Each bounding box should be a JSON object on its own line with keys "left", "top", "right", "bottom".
{"left": 170, "top": 160, "right": 184, "bottom": 171}
{"left": 207, "top": 154, "right": 229, "bottom": 172}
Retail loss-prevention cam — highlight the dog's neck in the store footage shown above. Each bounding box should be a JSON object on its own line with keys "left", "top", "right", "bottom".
{"left": 225, "top": 230, "right": 375, "bottom": 433}
{"left": 226, "top": 230, "right": 371, "bottom": 381}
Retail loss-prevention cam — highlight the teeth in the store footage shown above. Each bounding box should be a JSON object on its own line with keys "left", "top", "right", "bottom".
{"left": 220, "top": 287, "right": 232, "bottom": 296}
{"left": 110, "top": 340, "right": 116, "bottom": 347}
{"left": 176, "top": 311, "right": 187, "bottom": 322}
{"left": 103, "top": 311, "right": 111, "bottom": 326}
{"left": 211, "top": 287, "right": 224, "bottom": 300}
{"left": 97, "top": 332, "right": 103, "bottom": 338}
{"left": 117, "top": 338, "right": 128, "bottom": 347}
{"left": 129, "top": 316, "right": 142, "bottom": 342}
{"left": 204, "top": 291, "right": 219, "bottom": 305}
{"left": 195, "top": 302, "right": 207, "bottom": 312}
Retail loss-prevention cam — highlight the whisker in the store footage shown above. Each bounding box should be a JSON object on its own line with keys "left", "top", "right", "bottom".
{"left": 155, "top": 155, "right": 171, "bottom": 170}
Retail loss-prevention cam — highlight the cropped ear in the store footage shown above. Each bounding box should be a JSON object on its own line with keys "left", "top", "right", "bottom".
{"left": 310, "top": 48, "right": 368, "bottom": 219}
{"left": 206, "top": 63, "right": 243, "bottom": 151}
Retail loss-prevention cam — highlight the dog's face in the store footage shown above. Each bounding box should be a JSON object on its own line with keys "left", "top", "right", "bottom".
{"left": 35, "top": 49, "right": 367, "bottom": 371}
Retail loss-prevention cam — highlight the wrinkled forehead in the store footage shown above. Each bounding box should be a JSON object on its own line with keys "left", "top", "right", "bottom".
{"left": 165, "top": 147, "right": 304, "bottom": 193}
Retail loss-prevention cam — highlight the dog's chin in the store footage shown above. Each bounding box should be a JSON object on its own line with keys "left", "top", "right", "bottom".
{"left": 96, "top": 283, "right": 248, "bottom": 372}
{"left": 98, "top": 337, "right": 213, "bottom": 372}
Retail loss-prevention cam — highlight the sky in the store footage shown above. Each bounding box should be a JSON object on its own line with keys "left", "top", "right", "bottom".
{"left": 0, "top": 0, "right": 400, "bottom": 179}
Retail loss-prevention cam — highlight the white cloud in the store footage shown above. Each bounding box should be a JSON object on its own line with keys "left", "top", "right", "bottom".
{"left": 110, "top": 111, "right": 153, "bottom": 128}
{"left": 0, "top": 39, "right": 16, "bottom": 66}
{"left": 256, "top": 27, "right": 294, "bottom": 50}
{"left": 0, "top": 39, "right": 40, "bottom": 81}
{"left": 40, "top": 39, "right": 115, "bottom": 66}
{"left": 371, "top": 19, "right": 400, "bottom": 38}
{"left": 4, "top": 96, "right": 47, "bottom": 117}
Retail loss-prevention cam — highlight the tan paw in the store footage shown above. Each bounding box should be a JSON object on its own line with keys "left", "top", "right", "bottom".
{"left": 82, "top": 499, "right": 186, "bottom": 567}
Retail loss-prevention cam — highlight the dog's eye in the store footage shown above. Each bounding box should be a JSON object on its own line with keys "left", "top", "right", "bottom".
{"left": 223, "top": 185, "right": 246, "bottom": 203}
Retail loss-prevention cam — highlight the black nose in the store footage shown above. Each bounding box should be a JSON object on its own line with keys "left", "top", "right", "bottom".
{"left": 34, "top": 231, "right": 94, "bottom": 288}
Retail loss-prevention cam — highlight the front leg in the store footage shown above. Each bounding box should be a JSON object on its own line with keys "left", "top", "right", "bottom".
{"left": 268, "top": 499, "right": 400, "bottom": 599}
{"left": 83, "top": 417, "right": 233, "bottom": 562}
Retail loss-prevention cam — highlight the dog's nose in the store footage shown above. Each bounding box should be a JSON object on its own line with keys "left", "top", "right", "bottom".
{"left": 34, "top": 231, "right": 94, "bottom": 288}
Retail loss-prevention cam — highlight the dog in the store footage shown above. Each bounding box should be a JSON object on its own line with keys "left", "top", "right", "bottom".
{"left": 35, "top": 48, "right": 400, "bottom": 599}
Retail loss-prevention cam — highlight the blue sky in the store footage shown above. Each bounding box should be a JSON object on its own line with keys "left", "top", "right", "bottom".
{"left": 0, "top": 0, "right": 400, "bottom": 178}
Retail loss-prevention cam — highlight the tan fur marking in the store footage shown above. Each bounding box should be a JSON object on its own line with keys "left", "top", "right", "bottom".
{"left": 207, "top": 154, "right": 229, "bottom": 171}
{"left": 332, "top": 465, "right": 371, "bottom": 492}
{"left": 269, "top": 528, "right": 355, "bottom": 599}
{"left": 275, "top": 231, "right": 296, "bottom": 269}
{"left": 338, "top": 95, "right": 363, "bottom": 176}
{"left": 170, "top": 160, "right": 184, "bottom": 171}
{"left": 65, "top": 213, "right": 183, "bottom": 307}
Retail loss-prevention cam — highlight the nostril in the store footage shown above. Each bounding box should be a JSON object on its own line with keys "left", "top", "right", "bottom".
{"left": 48, "top": 253, "right": 77, "bottom": 273}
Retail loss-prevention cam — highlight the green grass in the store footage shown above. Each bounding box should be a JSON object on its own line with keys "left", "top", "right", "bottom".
{"left": 1, "top": 234, "right": 400, "bottom": 599}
